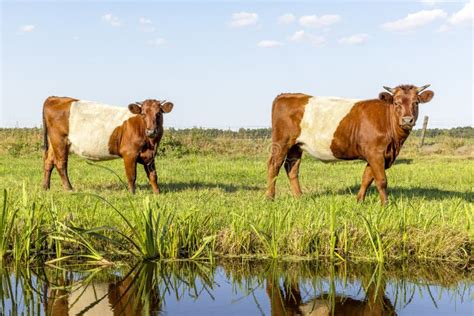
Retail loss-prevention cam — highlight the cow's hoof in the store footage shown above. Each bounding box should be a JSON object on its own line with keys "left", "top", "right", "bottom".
{"left": 265, "top": 192, "right": 275, "bottom": 201}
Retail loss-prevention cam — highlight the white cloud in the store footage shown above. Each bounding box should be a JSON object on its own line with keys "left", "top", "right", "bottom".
{"left": 290, "top": 30, "right": 305, "bottom": 41}
{"left": 448, "top": 0, "right": 473, "bottom": 25}
{"left": 147, "top": 38, "right": 165, "bottom": 47}
{"left": 278, "top": 13, "right": 295, "bottom": 24}
{"left": 102, "top": 13, "right": 121, "bottom": 27}
{"left": 19, "top": 24, "right": 35, "bottom": 33}
{"left": 439, "top": 1, "right": 473, "bottom": 31}
{"left": 339, "top": 33, "right": 369, "bottom": 45}
{"left": 299, "top": 14, "right": 341, "bottom": 28}
{"left": 257, "top": 40, "right": 283, "bottom": 48}
{"left": 382, "top": 9, "right": 447, "bottom": 31}
{"left": 229, "top": 12, "right": 259, "bottom": 28}
{"left": 139, "top": 17, "right": 152, "bottom": 25}
{"left": 289, "top": 30, "right": 326, "bottom": 46}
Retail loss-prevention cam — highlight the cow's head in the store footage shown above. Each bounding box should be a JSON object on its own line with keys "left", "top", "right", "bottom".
{"left": 128, "top": 99, "right": 174, "bottom": 138}
{"left": 378, "top": 84, "right": 434, "bottom": 131}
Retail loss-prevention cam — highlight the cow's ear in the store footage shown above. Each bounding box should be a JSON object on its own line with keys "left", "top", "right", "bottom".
{"left": 128, "top": 103, "right": 142, "bottom": 114}
{"left": 161, "top": 102, "right": 174, "bottom": 113}
{"left": 378, "top": 92, "right": 393, "bottom": 104}
{"left": 419, "top": 90, "right": 434, "bottom": 103}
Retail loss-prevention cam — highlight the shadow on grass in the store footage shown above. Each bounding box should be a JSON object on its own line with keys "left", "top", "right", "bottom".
{"left": 159, "top": 181, "right": 261, "bottom": 193}
{"left": 91, "top": 181, "right": 261, "bottom": 193}
{"left": 336, "top": 185, "right": 473, "bottom": 202}
{"left": 393, "top": 158, "right": 413, "bottom": 165}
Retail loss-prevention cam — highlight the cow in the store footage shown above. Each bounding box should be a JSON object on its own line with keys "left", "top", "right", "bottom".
{"left": 45, "top": 266, "right": 161, "bottom": 315}
{"left": 266, "top": 277, "right": 396, "bottom": 316}
{"left": 265, "top": 84, "right": 434, "bottom": 204}
{"left": 42, "top": 96, "right": 174, "bottom": 194}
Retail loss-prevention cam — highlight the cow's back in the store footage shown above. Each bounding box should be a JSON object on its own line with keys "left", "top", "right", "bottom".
{"left": 296, "top": 96, "right": 360, "bottom": 161}
{"left": 68, "top": 101, "right": 135, "bottom": 160}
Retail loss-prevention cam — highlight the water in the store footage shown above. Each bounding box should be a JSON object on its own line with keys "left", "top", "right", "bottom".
{"left": 1, "top": 260, "right": 472, "bottom": 315}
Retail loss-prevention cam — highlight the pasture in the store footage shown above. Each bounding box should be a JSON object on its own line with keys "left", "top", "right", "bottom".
{"left": 0, "top": 128, "right": 472, "bottom": 265}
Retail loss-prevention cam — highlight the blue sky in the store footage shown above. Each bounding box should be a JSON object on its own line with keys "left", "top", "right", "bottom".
{"left": 1, "top": 0, "right": 472, "bottom": 128}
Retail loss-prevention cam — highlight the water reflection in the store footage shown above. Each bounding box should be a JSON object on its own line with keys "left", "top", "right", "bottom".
{"left": 46, "top": 264, "right": 166, "bottom": 315}
{"left": 0, "top": 260, "right": 471, "bottom": 315}
{"left": 266, "top": 266, "right": 395, "bottom": 315}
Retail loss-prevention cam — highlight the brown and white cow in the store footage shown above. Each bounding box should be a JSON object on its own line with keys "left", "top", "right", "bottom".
{"left": 266, "top": 84, "right": 434, "bottom": 204}
{"left": 266, "top": 277, "right": 395, "bottom": 316}
{"left": 42, "top": 96, "right": 174, "bottom": 193}
{"left": 45, "top": 271, "right": 161, "bottom": 315}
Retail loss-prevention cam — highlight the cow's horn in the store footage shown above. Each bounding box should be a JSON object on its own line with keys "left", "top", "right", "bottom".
{"left": 135, "top": 101, "right": 143, "bottom": 105}
{"left": 160, "top": 99, "right": 167, "bottom": 104}
{"left": 416, "top": 84, "right": 430, "bottom": 93}
{"left": 383, "top": 86, "right": 395, "bottom": 94}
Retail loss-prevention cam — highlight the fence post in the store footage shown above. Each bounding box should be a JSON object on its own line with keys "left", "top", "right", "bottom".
{"left": 419, "top": 115, "right": 429, "bottom": 147}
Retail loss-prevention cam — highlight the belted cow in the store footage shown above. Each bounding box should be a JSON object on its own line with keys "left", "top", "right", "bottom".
{"left": 42, "top": 97, "right": 174, "bottom": 193}
{"left": 266, "top": 277, "right": 395, "bottom": 316}
{"left": 266, "top": 84, "right": 434, "bottom": 204}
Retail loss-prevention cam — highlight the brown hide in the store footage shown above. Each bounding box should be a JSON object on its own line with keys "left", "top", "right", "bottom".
{"left": 42, "top": 97, "right": 76, "bottom": 191}
{"left": 266, "top": 93, "right": 310, "bottom": 199}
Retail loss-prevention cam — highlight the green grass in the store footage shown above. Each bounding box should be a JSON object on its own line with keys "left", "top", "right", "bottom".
{"left": 0, "top": 141, "right": 472, "bottom": 264}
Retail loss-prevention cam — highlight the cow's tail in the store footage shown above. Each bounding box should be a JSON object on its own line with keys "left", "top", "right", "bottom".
{"left": 42, "top": 101, "right": 49, "bottom": 153}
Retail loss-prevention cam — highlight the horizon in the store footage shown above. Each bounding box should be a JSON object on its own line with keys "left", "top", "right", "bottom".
{"left": 1, "top": 124, "right": 472, "bottom": 132}
{"left": 1, "top": 0, "right": 473, "bottom": 129}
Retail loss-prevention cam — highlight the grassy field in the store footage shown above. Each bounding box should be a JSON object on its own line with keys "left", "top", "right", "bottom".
{"left": 0, "top": 128, "right": 472, "bottom": 265}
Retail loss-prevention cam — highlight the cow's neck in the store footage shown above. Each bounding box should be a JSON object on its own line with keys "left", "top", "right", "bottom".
{"left": 142, "top": 137, "right": 158, "bottom": 151}
{"left": 388, "top": 104, "right": 411, "bottom": 155}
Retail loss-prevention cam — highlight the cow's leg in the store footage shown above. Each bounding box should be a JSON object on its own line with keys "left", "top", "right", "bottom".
{"left": 357, "top": 164, "right": 374, "bottom": 202}
{"left": 42, "top": 143, "right": 55, "bottom": 190}
{"left": 284, "top": 145, "right": 303, "bottom": 197}
{"left": 367, "top": 156, "right": 388, "bottom": 205}
{"left": 265, "top": 141, "right": 289, "bottom": 199}
{"left": 49, "top": 134, "right": 73, "bottom": 191}
{"left": 143, "top": 160, "right": 159, "bottom": 194}
{"left": 266, "top": 278, "right": 286, "bottom": 316}
{"left": 283, "top": 279, "right": 302, "bottom": 307}
{"left": 56, "top": 159, "right": 72, "bottom": 191}
{"left": 123, "top": 155, "right": 137, "bottom": 194}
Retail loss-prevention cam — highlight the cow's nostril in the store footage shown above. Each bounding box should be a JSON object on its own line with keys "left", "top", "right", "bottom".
{"left": 402, "top": 116, "right": 414, "bottom": 125}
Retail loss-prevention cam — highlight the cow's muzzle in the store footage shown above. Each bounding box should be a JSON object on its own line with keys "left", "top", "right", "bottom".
{"left": 145, "top": 129, "right": 158, "bottom": 138}
{"left": 400, "top": 116, "right": 415, "bottom": 130}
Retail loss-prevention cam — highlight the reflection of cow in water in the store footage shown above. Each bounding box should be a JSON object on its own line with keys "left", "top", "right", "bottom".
{"left": 266, "top": 278, "right": 396, "bottom": 316}
{"left": 45, "top": 268, "right": 160, "bottom": 315}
